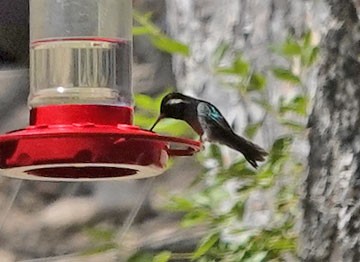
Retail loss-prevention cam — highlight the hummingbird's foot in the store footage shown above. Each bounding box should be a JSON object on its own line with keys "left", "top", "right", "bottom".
{"left": 200, "top": 133, "right": 209, "bottom": 143}
{"left": 199, "top": 136, "right": 206, "bottom": 151}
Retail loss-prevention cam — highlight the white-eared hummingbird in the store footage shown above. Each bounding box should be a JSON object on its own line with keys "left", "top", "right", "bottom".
{"left": 150, "top": 92, "right": 268, "bottom": 168}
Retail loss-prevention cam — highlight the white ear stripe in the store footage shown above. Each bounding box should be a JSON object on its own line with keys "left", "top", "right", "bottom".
{"left": 167, "top": 98, "right": 186, "bottom": 105}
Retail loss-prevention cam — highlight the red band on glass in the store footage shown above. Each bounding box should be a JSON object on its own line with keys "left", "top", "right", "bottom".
{"left": 30, "top": 104, "right": 133, "bottom": 126}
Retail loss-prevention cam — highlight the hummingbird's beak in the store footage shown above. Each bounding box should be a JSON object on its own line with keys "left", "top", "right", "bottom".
{"left": 149, "top": 114, "right": 165, "bottom": 131}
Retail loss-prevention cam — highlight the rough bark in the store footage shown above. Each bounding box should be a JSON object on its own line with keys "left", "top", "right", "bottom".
{"left": 301, "top": 1, "right": 360, "bottom": 261}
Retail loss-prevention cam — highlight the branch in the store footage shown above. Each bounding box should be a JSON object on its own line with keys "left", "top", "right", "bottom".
{"left": 326, "top": 0, "right": 358, "bottom": 24}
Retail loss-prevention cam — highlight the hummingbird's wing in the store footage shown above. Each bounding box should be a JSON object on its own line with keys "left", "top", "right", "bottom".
{"left": 197, "top": 102, "right": 267, "bottom": 168}
{"left": 196, "top": 102, "right": 233, "bottom": 141}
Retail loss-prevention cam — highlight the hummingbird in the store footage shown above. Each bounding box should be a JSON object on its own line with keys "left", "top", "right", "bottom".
{"left": 150, "top": 92, "right": 268, "bottom": 168}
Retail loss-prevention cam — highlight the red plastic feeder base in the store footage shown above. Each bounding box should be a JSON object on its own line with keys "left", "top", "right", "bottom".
{"left": 0, "top": 105, "right": 201, "bottom": 181}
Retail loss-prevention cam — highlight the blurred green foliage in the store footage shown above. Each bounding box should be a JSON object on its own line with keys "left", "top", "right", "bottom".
{"left": 81, "top": 227, "right": 118, "bottom": 256}
{"left": 215, "top": 46, "right": 267, "bottom": 94}
{"left": 271, "top": 30, "right": 319, "bottom": 85}
{"left": 84, "top": 13, "right": 318, "bottom": 262}
{"left": 133, "top": 11, "right": 190, "bottom": 56}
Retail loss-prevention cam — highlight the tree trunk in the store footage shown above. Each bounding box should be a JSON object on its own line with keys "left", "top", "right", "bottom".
{"left": 301, "top": 1, "right": 360, "bottom": 261}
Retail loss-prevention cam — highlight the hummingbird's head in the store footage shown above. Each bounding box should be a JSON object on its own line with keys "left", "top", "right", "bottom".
{"left": 160, "top": 92, "right": 192, "bottom": 118}
{"left": 150, "top": 92, "right": 193, "bottom": 131}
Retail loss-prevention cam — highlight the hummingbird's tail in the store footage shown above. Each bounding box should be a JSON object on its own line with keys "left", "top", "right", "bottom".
{"left": 227, "top": 134, "right": 268, "bottom": 168}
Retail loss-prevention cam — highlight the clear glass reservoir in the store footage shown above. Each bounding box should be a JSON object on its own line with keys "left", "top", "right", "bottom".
{"left": 29, "top": 0, "right": 132, "bottom": 107}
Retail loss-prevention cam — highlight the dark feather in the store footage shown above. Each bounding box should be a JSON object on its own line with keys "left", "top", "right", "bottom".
{"left": 197, "top": 102, "right": 267, "bottom": 168}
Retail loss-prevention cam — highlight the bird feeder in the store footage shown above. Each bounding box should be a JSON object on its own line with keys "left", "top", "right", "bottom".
{"left": 0, "top": 0, "right": 200, "bottom": 181}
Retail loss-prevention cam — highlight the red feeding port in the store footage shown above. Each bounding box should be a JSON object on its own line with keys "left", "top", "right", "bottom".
{"left": 0, "top": 105, "right": 200, "bottom": 181}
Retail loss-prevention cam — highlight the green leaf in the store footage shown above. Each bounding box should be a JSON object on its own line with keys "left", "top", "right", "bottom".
{"left": 81, "top": 243, "right": 117, "bottom": 256}
{"left": 192, "top": 233, "right": 219, "bottom": 260}
{"left": 267, "top": 237, "right": 296, "bottom": 250}
{"left": 225, "top": 160, "right": 257, "bottom": 177}
{"left": 132, "top": 26, "right": 152, "bottom": 36}
{"left": 245, "top": 122, "right": 261, "bottom": 139}
{"left": 293, "top": 95, "right": 308, "bottom": 115}
{"left": 153, "top": 251, "right": 172, "bottom": 262}
{"left": 133, "top": 11, "right": 190, "bottom": 56}
{"left": 308, "top": 46, "right": 319, "bottom": 65}
{"left": 217, "top": 55, "right": 250, "bottom": 76}
{"left": 269, "top": 136, "right": 293, "bottom": 164}
{"left": 128, "top": 252, "right": 155, "bottom": 262}
{"left": 302, "top": 46, "right": 319, "bottom": 67}
{"left": 216, "top": 67, "right": 236, "bottom": 75}
{"left": 279, "top": 95, "right": 308, "bottom": 116}
{"left": 281, "top": 41, "right": 302, "bottom": 56}
{"left": 151, "top": 36, "right": 190, "bottom": 56}
{"left": 252, "top": 98, "right": 273, "bottom": 112}
{"left": 271, "top": 37, "right": 301, "bottom": 58}
{"left": 84, "top": 227, "right": 115, "bottom": 242}
{"left": 167, "top": 196, "right": 195, "bottom": 212}
{"left": 233, "top": 57, "right": 250, "bottom": 76}
{"left": 302, "top": 31, "right": 312, "bottom": 48}
{"left": 280, "top": 120, "right": 305, "bottom": 132}
{"left": 256, "top": 169, "right": 274, "bottom": 180}
{"left": 181, "top": 210, "right": 209, "bottom": 227}
{"left": 243, "top": 251, "right": 268, "bottom": 262}
{"left": 212, "top": 42, "right": 230, "bottom": 66}
{"left": 272, "top": 68, "right": 301, "bottom": 85}
{"left": 133, "top": 11, "right": 161, "bottom": 35}
{"left": 271, "top": 136, "right": 292, "bottom": 153}
{"left": 300, "top": 31, "right": 319, "bottom": 67}
{"left": 233, "top": 56, "right": 250, "bottom": 76}
{"left": 248, "top": 73, "right": 266, "bottom": 91}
